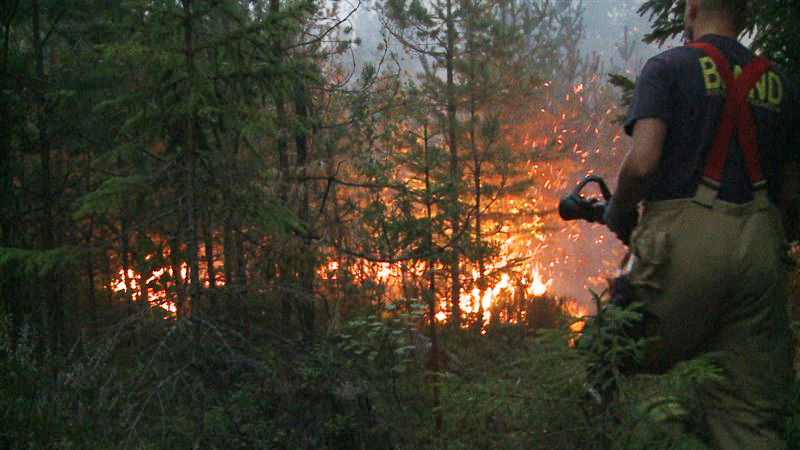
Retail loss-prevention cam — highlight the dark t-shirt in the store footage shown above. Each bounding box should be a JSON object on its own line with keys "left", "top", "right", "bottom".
{"left": 624, "top": 34, "right": 799, "bottom": 204}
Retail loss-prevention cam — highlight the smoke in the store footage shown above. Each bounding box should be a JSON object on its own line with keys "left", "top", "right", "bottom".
{"left": 344, "top": 0, "right": 677, "bottom": 82}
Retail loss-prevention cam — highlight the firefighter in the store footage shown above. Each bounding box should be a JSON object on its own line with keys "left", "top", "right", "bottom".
{"left": 602, "top": 0, "right": 799, "bottom": 447}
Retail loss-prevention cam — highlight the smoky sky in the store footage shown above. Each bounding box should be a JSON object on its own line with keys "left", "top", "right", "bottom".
{"left": 344, "top": 0, "right": 679, "bottom": 82}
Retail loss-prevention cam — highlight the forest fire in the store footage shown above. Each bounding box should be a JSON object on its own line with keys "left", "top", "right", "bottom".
{"left": 14, "top": 0, "right": 800, "bottom": 446}
{"left": 111, "top": 267, "right": 181, "bottom": 315}
{"left": 442, "top": 266, "right": 556, "bottom": 324}
{"left": 107, "top": 75, "right": 613, "bottom": 333}
{"left": 110, "top": 254, "right": 225, "bottom": 317}
{"left": 266, "top": 75, "right": 615, "bottom": 332}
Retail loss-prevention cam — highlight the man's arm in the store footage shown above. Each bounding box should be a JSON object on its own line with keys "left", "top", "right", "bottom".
{"left": 614, "top": 118, "right": 668, "bottom": 209}
{"left": 604, "top": 118, "right": 668, "bottom": 244}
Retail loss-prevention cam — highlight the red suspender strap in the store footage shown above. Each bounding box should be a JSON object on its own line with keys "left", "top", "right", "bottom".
{"left": 687, "top": 41, "right": 770, "bottom": 184}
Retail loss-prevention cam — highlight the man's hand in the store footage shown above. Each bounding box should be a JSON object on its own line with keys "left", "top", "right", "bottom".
{"left": 603, "top": 198, "right": 639, "bottom": 245}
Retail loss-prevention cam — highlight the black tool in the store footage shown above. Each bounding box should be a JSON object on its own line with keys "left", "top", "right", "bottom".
{"left": 558, "top": 175, "right": 612, "bottom": 223}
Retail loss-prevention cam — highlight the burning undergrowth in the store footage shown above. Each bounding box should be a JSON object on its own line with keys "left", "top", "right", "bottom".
{"left": 310, "top": 74, "right": 630, "bottom": 332}
{"left": 108, "top": 75, "right": 630, "bottom": 333}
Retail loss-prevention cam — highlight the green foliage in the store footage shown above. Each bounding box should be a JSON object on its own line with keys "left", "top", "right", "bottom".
{"left": 2, "top": 298, "right": 794, "bottom": 448}
{"left": 609, "top": 73, "right": 637, "bottom": 125}
{"left": 577, "top": 290, "right": 646, "bottom": 395}
{"left": 242, "top": 199, "right": 303, "bottom": 235}
{"left": 0, "top": 246, "right": 80, "bottom": 277}
{"left": 0, "top": 301, "right": 395, "bottom": 448}
{"left": 72, "top": 175, "right": 147, "bottom": 219}
{"left": 431, "top": 328, "right": 592, "bottom": 448}
{"left": 0, "top": 317, "right": 50, "bottom": 447}
{"left": 787, "top": 378, "right": 800, "bottom": 448}
{"left": 336, "top": 301, "right": 425, "bottom": 372}
{"left": 3, "top": 1, "right": 797, "bottom": 447}
{"left": 638, "top": 0, "right": 686, "bottom": 46}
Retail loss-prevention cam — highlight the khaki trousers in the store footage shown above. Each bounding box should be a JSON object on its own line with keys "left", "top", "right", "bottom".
{"left": 629, "top": 186, "right": 795, "bottom": 449}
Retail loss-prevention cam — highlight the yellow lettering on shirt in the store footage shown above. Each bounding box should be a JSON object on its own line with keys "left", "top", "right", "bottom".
{"left": 768, "top": 71, "right": 782, "bottom": 105}
{"left": 699, "top": 57, "right": 781, "bottom": 108}
{"left": 734, "top": 65, "right": 769, "bottom": 102}
{"left": 752, "top": 73, "right": 767, "bottom": 101}
{"left": 700, "top": 56, "right": 721, "bottom": 90}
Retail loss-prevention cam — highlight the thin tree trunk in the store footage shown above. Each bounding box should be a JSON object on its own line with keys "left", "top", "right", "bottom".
{"left": 1, "top": 1, "right": 20, "bottom": 336}
{"left": 170, "top": 237, "right": 186, "bottom": 315}
{"left": 84, "top": 216, "right": 97, "bottom": 329}
{"left": 470, "top": 94, "right": 486, "bottom": 327}
{"left": 423, "top": 124, "right": 443, "bottom": 431}
{"left": 271, "top": 0, "right": 294, "bottom": 329}
{"left": 294, "top": 84, "right": 315, "bottom": 341}
{"left": 0, "top": 2, "right": 14, "bottom": 249}
{"left": 121, "top": 232, "right": 134, "bottom": 309}
{"left": 195, "top": 126, "right": 217, "bottom": 304}
{"left": 84, "top": 147, "right": 97, "bottom": 330}
{"left": 182, "top": 0, "right": 201, "bottom": 316}
{"left": 33, "top": 0, "right": 62, "bottom": 352}
{"left": 179, "top": 6, "right": 205, "bottom": 424}
{"left": 223, "top": 212, "right": 234, "bottom": 289}
{"left": 271, "top": 0, "right": 290, "bottom": 204}
{"left": 445, "top": 0, "right": 461, "bottom": 328}
{"left": 102, "top": 248, "right": 113, "bottom": 306}
{"left": 326, "top": 141, "right": 348, "bottom": 329}
{"left": 138, "top": 235, "right": 149, "bottom": 310}
{"left": 234, "top": 225, "right": 247, "bottom": 291}
{"left": 204, "top": 216, "right": 216, "bottom": 305}
{"left": 120, "top": 206, "right": 134, "bottom": 313}
{"left": 223, "top": 211, "right": 242, "bottom": 318}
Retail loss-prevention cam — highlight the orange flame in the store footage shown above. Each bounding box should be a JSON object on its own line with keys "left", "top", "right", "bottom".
{"left": 110, "top": 252, "right": 224, "bottom": 317}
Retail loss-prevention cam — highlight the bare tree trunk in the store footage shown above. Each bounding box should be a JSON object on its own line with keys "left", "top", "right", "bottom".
{"left": 234, "top": 225, "right": 247, "bottom": 291}
{"left": 120, "top": 208, "right": 134, "bottom": 313}
{"left": 204, "top": 216, "right": 216, "bottom": 308}
{"left": 33, "top": 0, "right": 62, "bottom": 352}
{"left": 138, "top": 234, "right": 149, "bottom": 310}
{"left": 0, "top": 5, "right": 21, "bottom": 339}
{"left": 85, "top": 217, "right": 97, "bottom": 333}
{"left": 271, "top": 0, "right": 294, "bottom": 329}
{"left": 178, "top": 7, "right": 205, "bottom": 423}
{"left": 445, "top": 0, "right": 461, "bottom": 328}
{"left": 170, "top": 237, "right": 186, "bottom": 315}
{"left": 423, "top": 124, "right": 443, "bottom": 431}
{"left": 223, "top": 211, "right": 242, "bottom": 317}
{"left": 294, "top": 84, "right": 315, "bottom": 341}
{"left": 83, "top": 147, "right": 97, "bottom": 329}
{"left": 223, "top": 212, "right": 235, "bottom": 289}
{"left": 470, "top": 94, "right": 486, "bottom": 327}
{"left": 102, "top": 248, "right": 113, "bottom": 306}
{"left": 270, "top": 0, "right": 289, "bottom": 202}
{"left": 182, "top": 0, "right": 201, "bottom": 316}
{"left": 0, "top": 0, "right": 14, "bottom": 250}
{"left": 325, "top": 141, "right": 348, "bottom": 329}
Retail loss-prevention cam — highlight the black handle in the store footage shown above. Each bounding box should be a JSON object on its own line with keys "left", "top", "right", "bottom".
{"left": 558, "top": 176, "right": 612, "bottom": 223}
{"left": 574, "top": 175, "right": 611, "bottom": 201}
